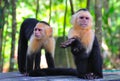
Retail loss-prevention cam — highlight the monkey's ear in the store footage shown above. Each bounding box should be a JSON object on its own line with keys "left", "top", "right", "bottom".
{"left": 46, "top": 27, "right": 53, "bottom": 37}
{"left": 70, "top": 14, "right": 75, "bottom": 25}
{"left": 70, "top": 13, "right": 78, "bottom": 25}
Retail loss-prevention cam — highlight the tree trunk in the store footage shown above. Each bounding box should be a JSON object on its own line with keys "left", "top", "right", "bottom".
{"left": 95, "top": 0, "right": 102, "bottom": 48}
{"left": 9, "top": 0, "right": 16, "bottom": 71}
{"left": 0, "top": 0, "right": 5, "bottom": 72}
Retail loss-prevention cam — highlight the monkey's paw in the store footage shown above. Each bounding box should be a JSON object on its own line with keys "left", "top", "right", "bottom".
{"left": 79, "top": 73, "right": 101, "bottom": 79}
{"left": 23, "top": 72, "right": 29, "bottom": 76}
{"left": 60, "top": 38, "right": 76, "bottom": 48}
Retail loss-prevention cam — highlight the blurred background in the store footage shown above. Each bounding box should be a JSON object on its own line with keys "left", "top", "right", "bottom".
{"left": 0, "top": 0, "right": 120, "bottom": 73}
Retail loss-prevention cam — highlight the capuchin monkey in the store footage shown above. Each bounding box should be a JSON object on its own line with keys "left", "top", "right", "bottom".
{"left": 28, "top": 9, "right": 103, "bottom": 80}
{"left": 61, "top": 8, "right": 103, "bottom": 79}
{"left": 18, "top": 18, "right": 55, "bottom": 74}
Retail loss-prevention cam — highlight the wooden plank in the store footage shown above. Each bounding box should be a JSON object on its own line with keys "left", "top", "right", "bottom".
{"left": 0, "top": 71, "right": 120, "bottom": 81}
{"left": 103, "top": 70, "right": 120, "bottom": 81}
{"left": 0, "top": 72, "right": 23, "bottom": 79}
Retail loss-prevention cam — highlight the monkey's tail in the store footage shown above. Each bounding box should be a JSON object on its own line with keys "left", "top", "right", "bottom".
{"left": 29, "top": 68, "right": 77, "bottom": 77}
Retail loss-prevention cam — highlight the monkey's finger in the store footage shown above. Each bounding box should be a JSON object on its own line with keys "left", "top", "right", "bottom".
{"left": 60, "top": 38, "right": 76, "bottom": 48}
{"left": 60, "top": 45, "right": 67, "bottom": 48}
{"left": 60, "top": 40, "right": 71, "bottom": 45}
{"left": 68, "top": 38, "right": 76, "bottom": 43}
{"left": 60, "top": 43, "right": 71, "bottom": 48}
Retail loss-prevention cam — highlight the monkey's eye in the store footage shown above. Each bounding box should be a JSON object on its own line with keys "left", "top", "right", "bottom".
{"left": 34, "top": 28, "right": 42, "bottom": 31}
{"left": 86, "top": 17, "right": 89, "bottom": 20}
{"left": 38, "top": 29, "right": 42, "bottom": 31}
{"left": 80, "top": 16, "right": 84, "bottom": 19}
{"left": 79, "top": 16, "right": 89, "bottom": 20}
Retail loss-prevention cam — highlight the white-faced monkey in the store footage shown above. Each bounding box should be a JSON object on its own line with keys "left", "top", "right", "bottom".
{"left": 61, "top": 8, "right": 103, "bottom": 79}
{"left": 18, "top": 18, "right": 55, "bottom": 74}
{"left": 27, "top": 9, "right": 103, "bottom": 80}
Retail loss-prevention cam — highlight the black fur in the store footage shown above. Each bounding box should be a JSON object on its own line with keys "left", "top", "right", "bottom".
{"left": 71, "top": 36, "right": 103, "bottom": 79}
{"left": 76, "top": 8, "right": 88, "bottom": 13}
{"left": 29, "top": 68, "right": 77, "bottom": 76}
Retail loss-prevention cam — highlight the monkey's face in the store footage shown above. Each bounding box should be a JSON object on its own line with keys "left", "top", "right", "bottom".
{"left": 34, "top": 27, "right": 45, "bottom": 39}
{"left": 76, "top": 11, "right": 92, "bottom": 28}
{"left": 34, "top": 23, "right": 46, "bottom": 39}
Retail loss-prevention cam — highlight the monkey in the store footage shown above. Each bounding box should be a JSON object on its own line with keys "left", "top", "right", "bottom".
{"left": 17, "top": 18, "right": 55, "bottom": 74}
{"left": 60, "top": 8, "right": 103, "bottom": 79}
{"left": 27, "top": 9, "right": 103, "bottom": 80}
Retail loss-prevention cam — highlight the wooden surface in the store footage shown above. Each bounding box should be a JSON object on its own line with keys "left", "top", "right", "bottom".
{"left": 0, "top": 71, "right": 120, "bottom": 81}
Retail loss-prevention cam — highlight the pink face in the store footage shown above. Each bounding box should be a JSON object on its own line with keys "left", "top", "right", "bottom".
{"left": 76, "top": 11, "right": 92, "bottom": 28}
{"left": 34, "top": 27, "right": 45, "bottom": 39}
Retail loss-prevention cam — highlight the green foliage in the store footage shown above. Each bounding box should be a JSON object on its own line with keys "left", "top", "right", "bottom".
{"left": 102, "top": 0, "right": 120, "bottom": 69}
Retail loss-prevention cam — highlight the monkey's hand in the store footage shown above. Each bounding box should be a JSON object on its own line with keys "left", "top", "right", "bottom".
{"left": 61, "top": 38, "right": 88, "bottom": 59}
{"left": 60, "top": 38, "right": 79, "bottom": 48}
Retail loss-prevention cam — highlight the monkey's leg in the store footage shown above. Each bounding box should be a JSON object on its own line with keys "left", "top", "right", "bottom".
{"left": 26, "top": 54, "right": 34, "bottom": 73}
{"left": 34, "top": 51, "right": 41, "bottom": 69}
{"left": 74, "top": 58, "right": 89, "bottom": 79}
{"left": 45, "top": 51, "right": 55, "bottom": 68}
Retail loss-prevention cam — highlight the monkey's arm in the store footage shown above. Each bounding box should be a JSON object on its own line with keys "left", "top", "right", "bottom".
{"left": 61, "top": 38, "right": 92, "bottom": 79}
{"left": 60, "top": 38, "right": 89, "bottom": 59}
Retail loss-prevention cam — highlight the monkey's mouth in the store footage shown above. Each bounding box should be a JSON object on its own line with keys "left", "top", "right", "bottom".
{"left": 80, "top": 24, "right": 88, "bottom": 27}
{"left": 35, "top": 34, "right": 41, "bottom": 38}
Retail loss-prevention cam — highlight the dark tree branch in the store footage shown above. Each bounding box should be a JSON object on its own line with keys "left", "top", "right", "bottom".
{"left": 86, "top": 0, "right": 90, "bottom": 10}
{"left": 69, "top": 0, "right": 74, "bottom": 15}
{"left": 36, "top": 0, "right": 39, "bottom": 19}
